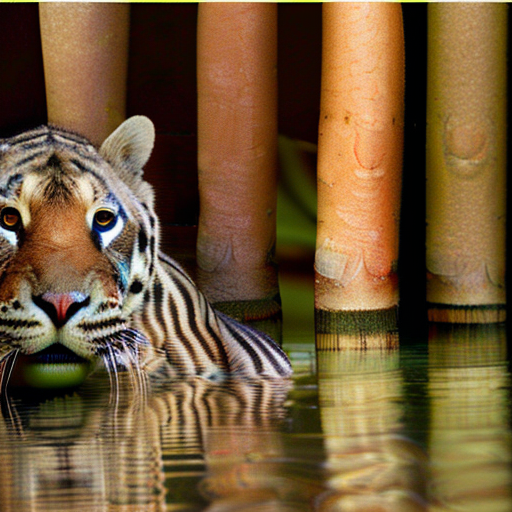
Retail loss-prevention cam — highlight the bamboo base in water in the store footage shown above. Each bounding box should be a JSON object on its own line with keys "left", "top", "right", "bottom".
{"left": 427, "top": 303, "right": 506, "bottom": 324}
{"left": 315, "top": 307, "right": 398, "bottom": 351}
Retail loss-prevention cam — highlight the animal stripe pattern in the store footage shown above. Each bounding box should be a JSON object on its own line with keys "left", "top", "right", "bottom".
{"left": 0, "top": 117, "right": 292, "bottom": 384}
{"left": 0, "top": 375, "right": 291, "bottom": 509}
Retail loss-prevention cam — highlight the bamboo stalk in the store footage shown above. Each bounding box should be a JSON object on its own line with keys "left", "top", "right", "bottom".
{"left": 39, "top": 3, "right": 130, "bottom": 145}
{"left": 196, "top": 4, "right": 279, "bottom": 320}
{"left": 426, "top": 4, "right": 507, "bottom": 323}
{"left": 315, "top": 4, "right": 404, "bottom": 331}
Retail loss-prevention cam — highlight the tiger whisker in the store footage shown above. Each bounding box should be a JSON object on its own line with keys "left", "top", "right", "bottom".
{"left": 117, "top": 338, "right": 138, "bottom": 387}
{"left": 3, "top": 350, "right": 18, "bottom": 393}
{"left": 102, "top": 342, "right": 120, "bottom": 410}
{"left": 113, "top": 331, "right": 149, "bottom": 404}
{"left": 0, "top": 347, "right": 18, "bottom": 394}
{"left": 126, "top": 345, "right": 147, "bottom": 407}
{"left": 109, "top": 344, "right": 121, "bottom": 408}
{"left": 95, "top": 329, "right": 150, "bottom": 408}
{"left": 0, "top": 349, "right": 20, "bottom": 430}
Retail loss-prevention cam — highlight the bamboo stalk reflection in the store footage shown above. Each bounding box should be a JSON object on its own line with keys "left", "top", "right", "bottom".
{"left": 315, "top": 331, "right": 427, "bottom": 511}
{"left": 428, "top": 324, "right": 512, "bottom": 511}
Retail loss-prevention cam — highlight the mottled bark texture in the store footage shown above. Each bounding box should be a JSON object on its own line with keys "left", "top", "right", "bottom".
{"left": 39, "top": 3, "right": 129, "bottom": 145}
{"left": 196, "top": 4, "right": 279, "bottom": 321}
{"left": 315, "top": 3, "right": 404, "bottom": 316}
{"left": 426, "top": 4, "right": 507, "bottom": 323}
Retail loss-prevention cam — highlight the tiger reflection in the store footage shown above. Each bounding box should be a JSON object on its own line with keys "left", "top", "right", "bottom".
{"left": 0, "top": 375, "right": 291, "bottom": 511}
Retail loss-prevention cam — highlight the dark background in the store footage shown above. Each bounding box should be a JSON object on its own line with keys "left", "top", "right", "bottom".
{"left": 0, "top": 4, "right": 443, "bottom": 333}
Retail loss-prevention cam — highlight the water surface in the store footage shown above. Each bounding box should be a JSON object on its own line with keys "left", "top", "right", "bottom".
{"left": 0, "top": 318, "right": 510, "bottom": 511}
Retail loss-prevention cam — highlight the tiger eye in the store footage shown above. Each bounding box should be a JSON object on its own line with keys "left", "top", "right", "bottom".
{"left": 0, "top": 207, "right": 22, "bottom": 231}
{"left": 94, "top": 209, "right": 116, "bottom": 228}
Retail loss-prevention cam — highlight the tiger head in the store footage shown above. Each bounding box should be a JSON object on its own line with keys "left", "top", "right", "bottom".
{"left": 0, "top": 116, "right": 158, "bottom": 386}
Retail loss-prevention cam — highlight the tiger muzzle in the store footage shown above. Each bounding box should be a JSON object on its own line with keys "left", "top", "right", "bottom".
{"left": 33, "top": 292, "right": 90, "bottom": 328}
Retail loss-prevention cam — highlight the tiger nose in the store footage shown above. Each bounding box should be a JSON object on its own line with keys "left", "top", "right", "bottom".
{"left": 33, "top": 292, "right": 90, "bottom": 328}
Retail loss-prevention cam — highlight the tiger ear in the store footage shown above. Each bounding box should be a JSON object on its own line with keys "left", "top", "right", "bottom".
{"left": 99, "top": 116, "right": 155, "bottom": 186}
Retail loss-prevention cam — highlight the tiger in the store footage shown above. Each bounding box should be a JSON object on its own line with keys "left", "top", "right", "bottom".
{"left": 0, "top": 116, "right": 292, "bottom": 387}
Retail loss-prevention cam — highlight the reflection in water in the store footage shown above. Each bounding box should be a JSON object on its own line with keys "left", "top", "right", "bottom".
{"left": 1, "top": 323, "right": 511, "bottom": 510}
{"left": 428, "top": 324, "right": 512, "bottom": 512}
{"left": 0, "top": 374, "right": 292, "bottom": 511}
{"left": 315, "top": 329, "right": 427, "bottom": 512}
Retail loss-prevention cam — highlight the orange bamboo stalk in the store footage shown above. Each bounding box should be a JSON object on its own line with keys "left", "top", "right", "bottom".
{"left": 196, "top": 4, "right": 279, "bottom": 314}
{"left": 39, "top": 3, "right": 130, "bottom": 145}
{"left": 426, "top": 4, "right": 507, "bottom": 323}
{"left": 315, "top": 3, "right": 404, "bottom": 320}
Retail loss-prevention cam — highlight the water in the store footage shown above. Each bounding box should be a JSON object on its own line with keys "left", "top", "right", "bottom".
{"left": 0, "top": 309, "right": 511, "bottom": 510}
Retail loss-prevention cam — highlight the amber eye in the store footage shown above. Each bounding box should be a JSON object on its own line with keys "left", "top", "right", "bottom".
{"left": 0, "top": 207, "right": 22, "bottom": 231}
{"left": 93, "top": 209, "right": 116, "bottom": 231}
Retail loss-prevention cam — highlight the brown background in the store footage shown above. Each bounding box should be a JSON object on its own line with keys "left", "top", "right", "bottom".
{"left": 0, "top": 4, "right": 322, "bottom": 226}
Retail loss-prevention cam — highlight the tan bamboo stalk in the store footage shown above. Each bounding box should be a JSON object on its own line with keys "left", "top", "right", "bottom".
{"left": 426, "top": 4, "right": 507, "bottom": 323}
{"left": 196, "top": 4, "right": 279, "bottom": 321}
{"left": 315, "top": 3, "right": 404, "bottom": 336}
{"left": 39, "top": 3, "right": 130, "bottom": 146}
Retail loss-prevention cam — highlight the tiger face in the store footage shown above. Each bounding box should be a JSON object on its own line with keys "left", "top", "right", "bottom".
{"left": 0, "top": 117, "right": 158, "bottom": 385}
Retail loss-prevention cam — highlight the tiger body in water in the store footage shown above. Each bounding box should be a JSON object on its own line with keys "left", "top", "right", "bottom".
{"left": 0, "top": 116, "right": 291, "bottom": 386}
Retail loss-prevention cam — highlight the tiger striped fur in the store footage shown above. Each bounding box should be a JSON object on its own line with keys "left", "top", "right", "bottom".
{"left": 0, "top": 116, "right": 292, "bottom": 383}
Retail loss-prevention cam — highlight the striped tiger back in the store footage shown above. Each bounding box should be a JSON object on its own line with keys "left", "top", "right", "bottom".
{"left": 139, "top": 252, "right": 291, "bottom": 378}
{"left": 0, "top": 116, "right": 291, "bottom": 386}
